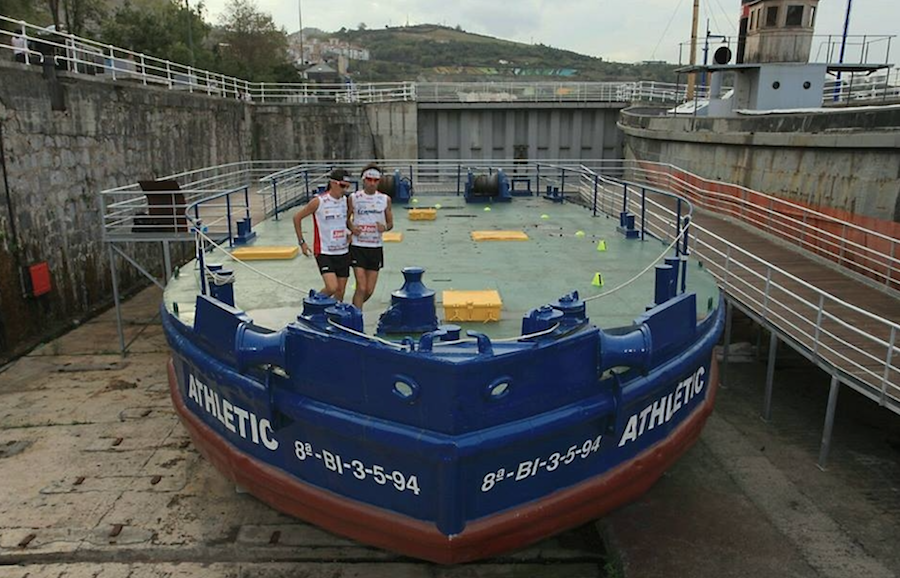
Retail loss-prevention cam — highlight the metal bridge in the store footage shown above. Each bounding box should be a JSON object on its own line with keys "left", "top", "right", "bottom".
{"left": 3, "top": 14, "right": 897, "bottom": 106}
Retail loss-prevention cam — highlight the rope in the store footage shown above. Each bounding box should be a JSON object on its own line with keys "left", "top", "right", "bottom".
{"left": 196, "top": 228, "right": 310, "bottom": 295}
{"left": 327, "top": 319, "right": 408, "bottom": 350}
{"left": 432, "top": 323, "right": 563, "bottom": 347}
{"left": 583, "top": 221, "right": 690, "bottom": 303}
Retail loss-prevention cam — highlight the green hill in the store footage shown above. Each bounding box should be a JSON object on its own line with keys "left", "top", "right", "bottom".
{"left": 335, "top": 25, "right": 679, "bottom": 83}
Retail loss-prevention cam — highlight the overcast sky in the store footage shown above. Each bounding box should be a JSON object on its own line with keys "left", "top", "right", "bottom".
{"left": 199, "top": 0, "right": 898, "bottom": 64}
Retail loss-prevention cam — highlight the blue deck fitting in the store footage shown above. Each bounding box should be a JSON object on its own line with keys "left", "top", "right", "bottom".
{"left": 391, "top": 169, "right": 414, "bottom": 205}
{"left": 543, "top": 186, "right": 565, "bottom": 203}
{"left": 465, "top": 169, "right": 512, "bottom": 203}
{"left": 377, "top": 267, "right": 439, "bottom": 334}
{"left": 233, "top": 218, "right": 257, "bottom": 245}
{"left": 617, "top": 211, "right": 640, "bottom": 239}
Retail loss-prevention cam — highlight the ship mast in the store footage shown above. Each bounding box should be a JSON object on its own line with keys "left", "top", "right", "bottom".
{"left": 687, "top": 0, "right": 700, "bottom": 99}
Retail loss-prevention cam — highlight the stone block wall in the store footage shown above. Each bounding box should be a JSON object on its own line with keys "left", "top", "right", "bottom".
{"left": 0, "top": 62, "right": 416, "bottom": 361}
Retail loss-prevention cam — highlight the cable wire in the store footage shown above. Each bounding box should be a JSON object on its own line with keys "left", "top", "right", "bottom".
{"left": 583, "top": 221, "right": 690, "bottom": 303}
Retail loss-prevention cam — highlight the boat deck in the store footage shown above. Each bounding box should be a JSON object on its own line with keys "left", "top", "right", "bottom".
{"left": 164, "top": 192, "right": 719, "bottom": 335}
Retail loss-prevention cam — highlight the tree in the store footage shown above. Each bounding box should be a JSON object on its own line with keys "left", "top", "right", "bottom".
{"left": 0, "top": 0, "right": 48, "bottom": 25}
{"left": 357, "top": 22, "right": 366, "bottom": 31}
{"left": 100, "top": 1, "right": 213, "bottom": 68}
{"left": 217, "top": 0, "right": 291, "bottom": 82}
{"left": 62, "top": 0, "right": 106, "bottom": 36}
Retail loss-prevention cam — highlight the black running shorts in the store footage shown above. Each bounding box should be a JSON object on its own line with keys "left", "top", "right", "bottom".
{"left": 350, "top": 245, "right": 384, "bottom": 271}
{"left": 315, "top": 252, "right": 351, "bottom": 278}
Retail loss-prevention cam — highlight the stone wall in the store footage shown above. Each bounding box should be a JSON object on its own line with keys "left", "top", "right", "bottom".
{"left": 619, "top": 107, "right": 900, "bottom": 222}
{"left": 0, "top": 62, "right": 416, "bottom": 361}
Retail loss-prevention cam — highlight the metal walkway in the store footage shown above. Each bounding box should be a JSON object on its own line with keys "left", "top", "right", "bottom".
{"left": 587, "top": 164, "right": 899, "bottom": 467}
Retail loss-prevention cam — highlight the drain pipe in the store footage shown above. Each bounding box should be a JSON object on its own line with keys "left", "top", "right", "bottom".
{"left": 0, "top": 118, "right": 25, "bottom": 353}
{"left": 0, "top": 119, "right": 24, "bottom": 279}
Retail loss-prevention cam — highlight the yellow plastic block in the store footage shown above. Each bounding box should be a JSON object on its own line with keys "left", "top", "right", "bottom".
{"left": 230, "top": 246, "right": 299, "bottom": 261}
{"left": 471, "top": 230, "right": 529, "bottom": 241}
{"left": 383, "top": 232, "right": 404, "bottom": 243}
{"left": 442, "top": 290, "right": 502, "bottom": 322}
{"left": 409, "top": 208, "right": 437, "bottom": 221}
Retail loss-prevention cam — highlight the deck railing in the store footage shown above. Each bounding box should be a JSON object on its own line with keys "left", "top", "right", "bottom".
{"left": 596, "top": 160, "right": 900, "bottom": 293}
{"left": 101, "top": 158, "right": 900, "bottom": 419}
{"left": 579, "top": 169, "right": 900, "bottom": 417}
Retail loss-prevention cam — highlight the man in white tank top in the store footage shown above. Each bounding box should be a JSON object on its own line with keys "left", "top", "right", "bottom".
{"left": 293, "top": 168, "right": 352, "bottom": 301}
{"left": 347, "top": 163, "right": 393, "bottom": 310}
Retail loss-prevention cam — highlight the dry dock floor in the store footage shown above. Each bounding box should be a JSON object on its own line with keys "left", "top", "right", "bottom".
{"left": 1, "top": 288, "right": 899, "bottom": 577}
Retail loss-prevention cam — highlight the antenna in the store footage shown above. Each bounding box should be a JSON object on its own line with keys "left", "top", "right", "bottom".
{"left": 298, "top": 0, "right": 304, "bottom": 66}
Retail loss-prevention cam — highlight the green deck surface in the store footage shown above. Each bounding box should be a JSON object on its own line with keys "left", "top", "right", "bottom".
{"left": 164, "top": 193, "right": 720, "bottom": 338}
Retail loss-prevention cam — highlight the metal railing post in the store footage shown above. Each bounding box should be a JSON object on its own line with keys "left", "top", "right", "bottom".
{"left": 244, "top": 185, "right": 251, "bottom": 224}
{"left": 839, "top": 223, "right": 847, "bottom": 266}
{"left": 675, "top": 199, "right": 683, "bottom": 256}
{"left": 813, "top": 294, "right": 826, "bottom": 354}
{"left": 640, "top": 187, "right": 646, "bottom": 241}
{"left": 272, "top": 177, "right": 279, "bottom": 220}
{"left": 763, "top": 331, "right": 778, "bottom": 422}
{"left": 888, "top": 242, "right": 897, "bottom": 288}
{"left": 226, "top": 194, "right": 234, "bottom": 248}
{"left": 881, "top": 327, "right": 896, "bottom": 406}
{"left": 818, "top": 375, "right": 842, "bottom": 469}
{"left": 722, "top": 299, "right": 734, "bottom": 388}
{"left": 108, "top": 45, "right": 116, "bottom": 80}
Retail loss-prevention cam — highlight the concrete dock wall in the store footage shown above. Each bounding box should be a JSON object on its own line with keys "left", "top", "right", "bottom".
{"left": 0, "top": 63, "right": 412, "bottom": 361}
{"left": 418, "top": 103, "right": 624, "bottom": 161}
{"left": 619, "top": 107, "right": 900, "bottom": 223}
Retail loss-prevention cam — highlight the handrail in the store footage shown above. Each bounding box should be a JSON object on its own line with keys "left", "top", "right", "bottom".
{"left": 584, "top": 170, "right": 899, "bottom": 408}
{"left": 3, "top": 14, "right": 896, "bottom": 106}
{"left": 101, "top": 158, "right": 899, "bottom": 409}
{"left": 585, "top": 159, "right": 900, "bottom": 291}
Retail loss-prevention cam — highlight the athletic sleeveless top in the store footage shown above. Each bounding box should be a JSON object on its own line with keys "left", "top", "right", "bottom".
{"left": 312, "top": 193, "right": 349, "bottom": 255}
{"left": 350, "top": 191, "right": 389, "bottom": 248}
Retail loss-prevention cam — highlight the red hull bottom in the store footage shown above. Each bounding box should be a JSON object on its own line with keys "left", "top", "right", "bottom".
{"left": 168, "top": 355, "right": 719, "bottom": 564}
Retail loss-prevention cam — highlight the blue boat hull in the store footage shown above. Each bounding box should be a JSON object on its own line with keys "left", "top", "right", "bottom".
{"left": 162, "top": 294, "right": 724, "bottom": 563}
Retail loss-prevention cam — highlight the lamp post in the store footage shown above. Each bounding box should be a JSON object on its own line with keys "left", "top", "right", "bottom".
{"left": 186, "top": 0, "right": 195, "bottom": 67}
{"left": 299, "top": 0, "right": 304, "bottom": 66}
{"left": 833, "top": 0, "right": 852, "bottom": 102}
{"left": 702, "top": 19, "right": 729, "bottom": 91}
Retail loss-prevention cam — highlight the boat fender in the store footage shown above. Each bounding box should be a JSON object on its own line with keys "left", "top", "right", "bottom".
{"left": 598, "top": 325, "right": 652, "bottom": 374}
{"left": 234, "top": 323, "right": 289, "bottom": 372}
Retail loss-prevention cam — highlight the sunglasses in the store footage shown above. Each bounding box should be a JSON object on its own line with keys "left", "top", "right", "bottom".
{"left": 333, "top": 180, "right": 351, "bottom": 189}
